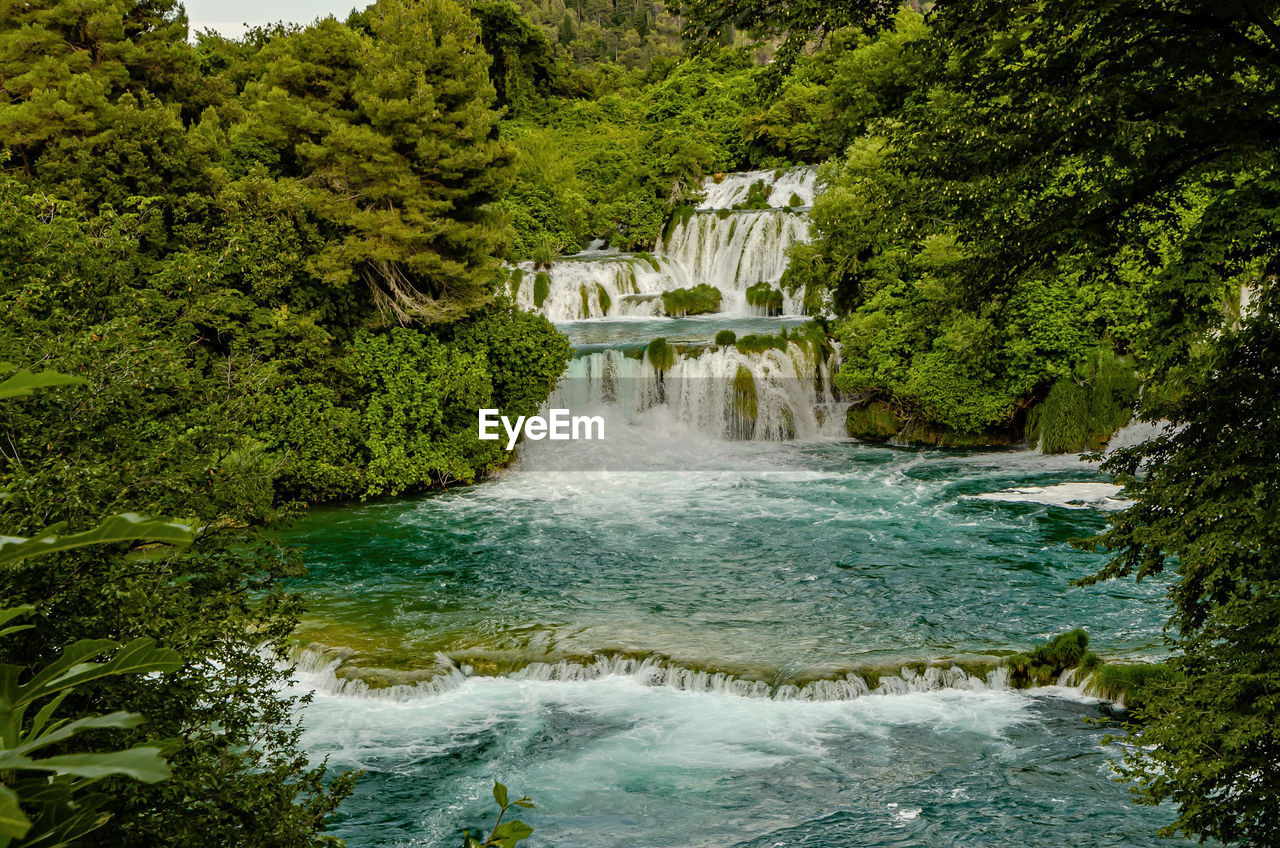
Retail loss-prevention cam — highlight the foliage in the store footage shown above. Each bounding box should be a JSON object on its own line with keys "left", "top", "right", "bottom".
{"left": 745, "top": 282, "right": 783, "bottom": 315}
{"left": 645, "top": 337, "right": 676, "bottom": 371}
{"left": 1004, "top": 629, "right": 1100, "bottom": 688}
{"left": 1080, "top": 282, "right": 1280, "bottom": 845}
{"left": 462, "top": 782, "right": 535, "bottom": 848}
{"left": 1027, "top": 348, "right": 1139, "bottom": 454}
{"left": 714, "top": 329, "right": 737, "bottom": 346}
{"left": 661, "top": 284, "right": 722, "bottom": 317}
{"left": 685, "top": 0, "right": 1280, "bottom": 841}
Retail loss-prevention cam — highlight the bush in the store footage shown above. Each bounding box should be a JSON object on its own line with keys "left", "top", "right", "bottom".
{"left": 745, "top": 282, "right": 784, "bottom": 315}
{"left": 1028, "top": 347, "right": 1140, "bottom": 453}
{"left": 661, "top": 283, "right": 722, "bottom": 316}
{"left": 646, "top": 337, "right": 676, "bottom": 371}
{"left": 715, "top": 329, "right": 737, "bottom": 346}
{"left": 1005, "top": 629, "right": 1101, "bottom": 687}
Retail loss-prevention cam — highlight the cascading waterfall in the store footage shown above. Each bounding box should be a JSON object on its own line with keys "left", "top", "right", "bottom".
{"left": 517, "top": 166, "right": 818, "bottom": 320}
{"left": 291, "top": 645, "right": 1016, "bottom": 704}
{"left": 510, "top": 253, "right": 681, "bottom": 322}
{"left": 657, "top": 210, "right": 809, "bottom": 314}
{"left": 697, "top": 165, "right": 820, "bottom": 210}
{"left": 552, "top": 341, "right": 846, "bottom": 442}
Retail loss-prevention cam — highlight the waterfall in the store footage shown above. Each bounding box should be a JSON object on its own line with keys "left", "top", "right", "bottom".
{"left": 697, "top": 165, "right": 820, "bottom": 210}
{"left": 292, "top": 645, "right": 1011, "bottom": 704}
{"left": 657, "top": 210, "right": 808, "bottom": 314}
{"left": 510, "top": 254, "right": 681, "bottom": 322}
{"left": 550, "top": 341, "right": 846, "bottom": 442}
{"left": 517, "top": 166, "right": 819, "bottom": 321}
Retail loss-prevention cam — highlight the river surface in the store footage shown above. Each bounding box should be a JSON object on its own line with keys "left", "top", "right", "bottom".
{"left": 285, "top": 316, "right": 1183, "bottom": 848}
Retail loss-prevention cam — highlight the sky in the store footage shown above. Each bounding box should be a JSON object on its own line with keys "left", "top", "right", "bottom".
{"left": 184, "top": 1, "right": 360, "bottom": 38}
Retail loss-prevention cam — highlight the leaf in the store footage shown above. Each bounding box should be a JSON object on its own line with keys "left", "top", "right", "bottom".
{"left": 0, "top": 514, "right": 195, "bottom": 566}
{"left": 22, "top": 639, "right": 182, "bottom": 703}
{"left": 492, "top": 781, "right": 508, "bottom": 808}
{"left": 488, "top": 819, "right": 534, "bottom": 848}
{"left": 0, "top": 784, "right": 31, "bottom": 841}
{"left": 12, "top": 711, "right": 146, "bottom": 756}
{"left": 0, "top": 366, "right": 85, "bottom": 400}
{"left": 0, "top": 745, "right": 171, "bottom": 783}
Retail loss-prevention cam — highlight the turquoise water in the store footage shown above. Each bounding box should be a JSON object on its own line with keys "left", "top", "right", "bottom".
{"left": 287, "top": 422, "right": 1184, "bottom": 846}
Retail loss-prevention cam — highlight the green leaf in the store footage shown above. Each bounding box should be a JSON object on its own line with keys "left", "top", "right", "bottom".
{"left": 0, "top": 783, "right": 32, "bottom": 840}
{"left": 0, "top": 745, "right": 171, "bottom": 783}
{"left": 0, "top": 366, "right": 85, "bottom": 400}
{"left": 21, "top": 639, "right": 182, "bottom": 703}
{"left": 492, "top": 781, "right": 508, "bottom": 808}
{"left": 488, "top": 819, "right": 534, "bottom": 848}
{"left": 12, "top": 711, "right": 145, "bottom": 756}
{"left": 0, "top": 513, "right": 195, "bottom": 566}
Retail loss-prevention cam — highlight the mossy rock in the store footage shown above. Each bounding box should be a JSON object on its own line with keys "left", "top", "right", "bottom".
{"left": 508, "top": 267, "right": 524, "bottom": 299}
{"left": 1005, "top": 629, "right": 1101, "bottom": 688}
{"left": 596, "top": 284, "right": 612, "bottom": 315}
{"left": 846, "top": 401, "right": 898, "bottom": 441}
{"left": 661, "top": 284, "right": 722, "bottom": 317}
{"left": 1086, "top": 661, "right": 1180, "bottom": 711}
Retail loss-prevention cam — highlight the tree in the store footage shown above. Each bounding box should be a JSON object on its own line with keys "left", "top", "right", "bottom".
{"left": 247, "top": 0, "right": 515, "bottom": 323}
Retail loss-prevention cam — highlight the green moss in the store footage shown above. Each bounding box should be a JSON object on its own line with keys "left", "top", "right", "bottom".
{"left": 1028, "top": 347, "right": 1140, "bottom": 453}
{"left": 662, "top": 206, "right": 696, "bottom": 241}
{"left": 730, "top": 364, "right": 758, "bottom": 439}
{"left": 735, "top": 332, "right": 788, "bottom": 355}
{"left": 661, "top": 284, "right": 722, "bottom": 317}
{"left": 1086, "top": 662, "right": 1180, "bottom": 711}
{"left": 714, "top": 329, "right": 737, "bottom": 346}
{"left": 508, "top": 267, "right": 524, "bottom": 299}
{"left": 633, "top": 251, "right": 661, "bottom": 273}
{"left": 733, "top": 179, "right": 772, "bottom": 210}
{"left": 533, "top": 271, "right": 551, "bottom": 308}
{"left": 1005, "top": 629, "right": 1101, "bottom": 688}
{"left": 646, "top": 337, "right": 676, "bottom": 371}
{"left": 745, "top": 282, "right": 784, "bottom": 316}
{"left": 596, "top": 284, "right": 611, "bottom": 314}
{"left": 715, "top": 208, "right": 731, "bottom": 220}
{"left": 846, "top": 401, "right": 898, "bottom": 441}
{"left": 788, "top": 192, "right": 803, "bottom": 208}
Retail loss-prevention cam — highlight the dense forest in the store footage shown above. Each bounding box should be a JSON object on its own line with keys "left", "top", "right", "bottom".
{"left": 1, "top": 0, "right": 1277, "bottom": 846}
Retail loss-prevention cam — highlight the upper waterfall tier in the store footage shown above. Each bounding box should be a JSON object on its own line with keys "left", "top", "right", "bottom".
{"left": 697, "top": 166, "right": 820, "bottom": 210}
{"left": 512, "top": 165, "right": 820, "bottom": 322}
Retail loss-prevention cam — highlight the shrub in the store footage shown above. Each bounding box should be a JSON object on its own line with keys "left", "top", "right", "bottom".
{"left": 646, "top": 337, "right": 676, "bottom": 371}
{"left": 661, "top": 284, "right": 722, "bottom": 317}
{"left": 745, "top": 282, "right": 784, "bottom": 315}
{"left": 715, "top": 329, "right": 737, "bottom": 346}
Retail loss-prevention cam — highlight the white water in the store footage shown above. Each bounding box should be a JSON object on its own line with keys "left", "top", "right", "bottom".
{"left": 657, "top": 210, "right": 809, "bottom": 314}
{"left": 697, "top": 165, "right": 820, "bottom": 210}
{"left": 549, "top": 341, "right": 845, "bottom": 450}
{"left": 517, "top": 166, "right": 816, "bottom": 321}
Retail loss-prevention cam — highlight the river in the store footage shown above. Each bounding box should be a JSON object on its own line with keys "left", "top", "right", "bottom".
{"left": 284, "top": 168, "right": 1186, "bottom": 847}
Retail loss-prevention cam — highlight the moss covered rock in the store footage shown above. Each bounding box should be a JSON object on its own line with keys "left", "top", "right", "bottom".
{"left": 846, "top": 400, "right": 898, "bottom": 441}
